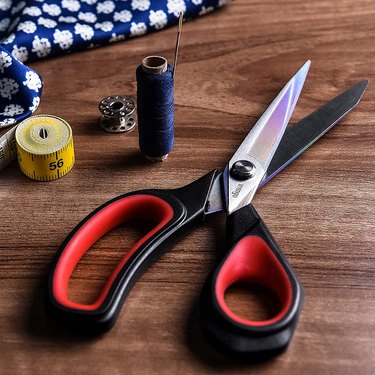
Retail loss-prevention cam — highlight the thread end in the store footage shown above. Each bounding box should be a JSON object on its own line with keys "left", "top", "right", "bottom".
{"left": 145, "top": 154, "right": 169, "bottom": 162}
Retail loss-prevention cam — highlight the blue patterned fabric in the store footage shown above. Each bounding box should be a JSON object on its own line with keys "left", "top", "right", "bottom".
{"left": 0, "top": 45, "right": 42, "bottom": 127}
{"left": 0, "top": 0, "right": 228, "bottom": 62}
{"left": 0, "top": 0, "right": 228, "bottom": 128}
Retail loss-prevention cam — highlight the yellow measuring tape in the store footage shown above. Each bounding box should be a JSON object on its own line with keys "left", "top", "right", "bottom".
{"left": 16, "top": 115, "right": 75, "bottom": 181}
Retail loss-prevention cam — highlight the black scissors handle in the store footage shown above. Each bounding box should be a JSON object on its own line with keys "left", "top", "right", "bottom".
{"left": 46, "top": 170, "right": 302, "bottom": 357}
{"left": 46, "top": 171, "right": 217, "bottom": 333}
{"left": 199, "top": 204, "right": 303, "bottom": 358}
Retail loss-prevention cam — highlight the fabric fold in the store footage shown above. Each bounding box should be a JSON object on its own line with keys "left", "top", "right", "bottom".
{"left": 0, "top": 0, "right": 228, "bottom": 63}
{"left": 0, "top": 45, "right": 42, "bottom": 127}
{"left": 0, "top": 0, "right": 228, "bottom": 128}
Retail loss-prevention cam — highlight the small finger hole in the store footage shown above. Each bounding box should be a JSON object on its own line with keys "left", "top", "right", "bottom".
{"left": 224, "top": 281, "right": 281, "bottom": 322}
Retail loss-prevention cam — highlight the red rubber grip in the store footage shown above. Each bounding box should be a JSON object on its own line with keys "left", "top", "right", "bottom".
{"left": 52, "top": 195, "right": 174, "bottom": 311}
{"left": 215, "top": 235, "right": 293, "bottom": 327}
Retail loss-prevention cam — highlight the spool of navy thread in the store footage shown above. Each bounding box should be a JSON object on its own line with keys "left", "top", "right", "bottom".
{"left": 136, "top": 56, "right": 174, "bottom": 162}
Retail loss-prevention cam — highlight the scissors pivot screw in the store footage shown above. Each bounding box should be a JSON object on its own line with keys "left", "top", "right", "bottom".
{"left": 230, "top": 160, "right": 256, "bottom": 180}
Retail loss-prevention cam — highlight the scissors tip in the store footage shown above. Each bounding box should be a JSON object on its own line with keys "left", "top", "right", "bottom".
{"left": 349, "top": 79, "right": 369, "bottom": 106}
{"left": 358, "top": 79, "right": 369, "bottom": 90}
{"left": 302, "top": 59, "right": 311, "bottom": 69}
{"left": 292, "top": 60, "right": 311, "bottom": 85}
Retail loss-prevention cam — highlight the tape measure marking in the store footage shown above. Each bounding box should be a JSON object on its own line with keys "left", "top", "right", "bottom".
{"left": 0, "top": 125, "right": 17, "bottom": 171}
{"left": 16, "top": 115, "right": 75, "bottom": 181}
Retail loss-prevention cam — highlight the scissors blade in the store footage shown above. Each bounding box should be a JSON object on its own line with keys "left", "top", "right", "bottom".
{"left": 206, "top": 79, "right": 368, "bottom": 214}
{"left": 260, "top": 79, "right": 369, "bottom": 186}
{"left": 224, "top": 60, "right": 310, "bottom": 215}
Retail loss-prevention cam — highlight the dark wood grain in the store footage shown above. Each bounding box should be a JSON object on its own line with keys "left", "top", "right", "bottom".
{"left": 1, "top": 0, "right": 374, "bottom": 374}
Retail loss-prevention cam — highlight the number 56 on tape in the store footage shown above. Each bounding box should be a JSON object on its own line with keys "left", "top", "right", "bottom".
{"left": 16, "top": 115, "right": 75, "bottom": 181}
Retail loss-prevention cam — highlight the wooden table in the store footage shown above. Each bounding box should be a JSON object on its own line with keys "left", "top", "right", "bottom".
{"left": 1, "top": 1, "right": 374, "bottom": 374}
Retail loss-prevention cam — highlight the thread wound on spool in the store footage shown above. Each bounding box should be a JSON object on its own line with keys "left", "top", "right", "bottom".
{"left": 136, "top": 61, "right": 174, "bottom": 161}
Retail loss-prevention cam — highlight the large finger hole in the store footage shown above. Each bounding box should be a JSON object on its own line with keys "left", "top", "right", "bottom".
{"left": 69, "top": 220, "right": 155, "bottom": 305}
{"left": 53, "top": 195, "right": 174, "bottom": 311}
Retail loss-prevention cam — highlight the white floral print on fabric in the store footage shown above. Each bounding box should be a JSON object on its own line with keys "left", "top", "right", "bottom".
{"left": 23, "top": 6, "right": 42, "bottom": 17}
{"left": 0, "top": 1, "right": 12, "bottom": 12}
{"left": 109, "top": 33, "right": 125, "bottom": 43}
{"left": 167, "top": 0, "right": 186, "bottom": 17}
{"left": 113, "top": 10, "right": 133, "bottom": 23}
{"left": 29, "top": 97, "right": 40, "bottom": 112}
{"left": 95, "top": 21, "right": 114, "bottom": 32}
{"left": 62, "top": 0, "right": 81, "bottom": 13}
{"left": 53, "top": 29, "right": 74, "bottom": 49}
{"left": 0, "top": 0, "right": 226, "bottom": 63}
{"left": 82, "top": 0, "right": 98, "bottom": 5}
{"left": 17, "top": 21, "right": 37, "bottom": 34}
{"left": 1, "top": 33, "right": 15, "bottom": 45}
{"left": 32, "top": 36, "right": 51, "bottom": 58}
{"left": 0, "top": 104, "right": 24, "bottom": 116}
{"left": 0, "top": 78, "right": 19, "bottom": 100}
{"left": 130, "top": 22, "right": 147, "bottom": 37}
{"left": 0, "top": 18, "right": 11, "bottom": 32}
{"left": 97, "top": 1, "right": 115, "bottom": 15}
{"left": 78, "top": 12, "right": 97, "bottom": 24}
{"left": 199, "top": 6, "right": 214, "bottom": 15}
{"left": 74, "top": 23, "right": 94, "bottom": 41}
{"left": 0, "top": 0, "right": 226, "bottom": 128}
{"left": 38, "top": 17, "right": 58, "bottom": 29}
{"left": 0, "top": 46, "right": 42, "bottom": 127}
{"left": 12, "top": 45, "right": 28, "bottom": 62}
{"left": 1, "top": 118, "right": 16, "bottom": 126}
{"left": 131, "top": 0, "right": 151, "bottom": 12}
{"left": 58, "top": 16, "right": 78, "bottom": 24}
{"left": 149, "top": 10, "right": 168, "bottom": 30}
{"left": 0, "top": 50, "right": 12, "bottom": 72}
{"left": 23, "top": 71, "right": 42, "bottom": 92}
{"left": 12, "top": 2, "right": 26, "bottom": 15}
{"left": 42, "top": 4, "right": 62, "bottom": 17}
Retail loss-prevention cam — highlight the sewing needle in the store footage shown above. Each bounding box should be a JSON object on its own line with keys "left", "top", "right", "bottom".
{"left": 172, "top": 12, "right": 184, "bottom": 80}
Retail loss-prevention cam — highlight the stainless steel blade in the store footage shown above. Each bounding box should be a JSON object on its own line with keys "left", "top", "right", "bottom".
{"left": 206, "top": 80, "right": 368, "bottom": 214}
{"left": 224, "top": 61, "right": 310, "bottom": 215}
{"left": 260, "top": 79, "right": 369, "bottom": 186}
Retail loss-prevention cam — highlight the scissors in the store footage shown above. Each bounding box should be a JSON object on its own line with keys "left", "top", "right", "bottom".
{"left": 45, "top": 61, "right": 367, "bottom": 357}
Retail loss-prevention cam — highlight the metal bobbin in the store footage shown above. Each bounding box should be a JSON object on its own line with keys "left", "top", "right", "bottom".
{"left": 99, "top": 95, "right": 136, "bottom": 133}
